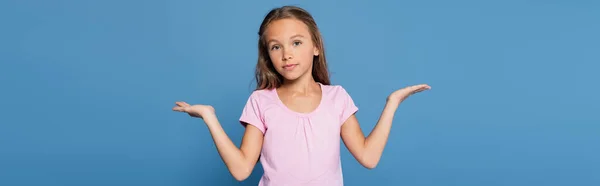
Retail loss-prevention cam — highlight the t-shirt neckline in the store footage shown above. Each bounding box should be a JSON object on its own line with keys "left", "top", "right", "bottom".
{"left": 273, "top": 82, "right": 324, "bottom": 117}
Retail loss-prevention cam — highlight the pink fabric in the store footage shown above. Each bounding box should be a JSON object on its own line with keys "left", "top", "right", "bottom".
{"left": 239, "top": 83, "right": 359, "bottom": 186}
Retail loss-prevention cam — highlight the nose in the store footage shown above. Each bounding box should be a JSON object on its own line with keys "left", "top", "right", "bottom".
{"left": 282, "top": 49, "right": 293, "bottom": 61}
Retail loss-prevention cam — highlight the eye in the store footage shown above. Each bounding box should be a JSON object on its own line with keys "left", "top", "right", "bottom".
{"left": 270, "top": 45, "right": 280, "bottom": 51}
{"left": 293, "top": 41, "right": 302, "bottom": 46}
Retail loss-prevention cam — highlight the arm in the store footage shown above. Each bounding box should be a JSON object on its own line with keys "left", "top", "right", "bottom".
{"left": 204, "top": 114, "right": 264, "bottom": 181}
{"left": 172, "top": 101, "right": 263, "bottom": 181}
{"left": 341, "top": 99, "right": 400, "bottom": 169}
{"left": 341, "top": 84, "right": 430, "bottom": 169}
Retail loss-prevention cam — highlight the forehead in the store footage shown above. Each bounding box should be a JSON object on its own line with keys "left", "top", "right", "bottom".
{"left": 264, "top": 18, "right": 311, "bottom": 39}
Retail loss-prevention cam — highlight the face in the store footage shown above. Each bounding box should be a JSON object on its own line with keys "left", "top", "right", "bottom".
{"left": 264, "top": 18, "right": 319, "bottom": 82}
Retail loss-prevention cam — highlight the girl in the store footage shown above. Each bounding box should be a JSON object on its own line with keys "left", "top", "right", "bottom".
{"left": 173, "top": 5, "right": 430, "bottom": 186}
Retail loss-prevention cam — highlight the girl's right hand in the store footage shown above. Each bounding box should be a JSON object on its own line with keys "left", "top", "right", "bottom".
{"left": 172, "top": 101, "right": 215, "bottom": 119}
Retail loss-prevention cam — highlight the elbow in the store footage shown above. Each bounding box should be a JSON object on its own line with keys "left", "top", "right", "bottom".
{"left": 232, "top": 172, "right": 250, "bottom": 182}
{"left": 233, "top": 175, "right": 248, "bottom": 182}
{"left": 363, "top": 161, "right": 378, "bottom": 170}
{"left": 360, "top": 155, "right": 380, "bottom": 170}
{"left": 231, "top": 168, "right": 252, "bottom": 181}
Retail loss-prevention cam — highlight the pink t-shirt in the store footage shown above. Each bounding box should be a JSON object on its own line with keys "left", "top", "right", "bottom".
{"left": 239, "top": 83, "right": 358, "bottom": 186}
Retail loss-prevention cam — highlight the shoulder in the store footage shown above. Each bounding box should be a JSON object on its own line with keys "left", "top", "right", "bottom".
{"left": 321, "top": 84, "right": 359, "bottom": 119}
{"left": 244, "top": 88, "right": 278, "bottom": 105}
{"left": 321, "top": 84, "right": 356, "bottom": 108}
{"left": 321, "top": 84, "right": 352, "bottom": 97}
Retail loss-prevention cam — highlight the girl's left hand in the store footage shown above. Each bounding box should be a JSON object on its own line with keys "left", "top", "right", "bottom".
{"left": 387, "top": 84, "right": 431, "bottom": 103}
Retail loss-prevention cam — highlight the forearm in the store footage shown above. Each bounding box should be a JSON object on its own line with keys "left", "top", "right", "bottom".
{"left": 362, "top": 99, "right": 401, "bottom": 167}
{"left": 203, "top": 115, "right": 252, "bottom": 180}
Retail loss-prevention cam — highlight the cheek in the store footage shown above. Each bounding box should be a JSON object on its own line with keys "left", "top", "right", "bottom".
{"left": 299, "top": 47, "right": 315, "bottom": 65}
{"left": 268, "top": 51, "right": 282, "bottom": 64}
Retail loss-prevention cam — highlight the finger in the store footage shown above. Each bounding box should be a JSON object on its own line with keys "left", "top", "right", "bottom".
{"left": 409, "top": 85, "right": 424, "bottom": 91}
{"left": 414, "top": 84, "right": 430, "bottom": 90}
{"left": 173, "top": 105, "right": 190, "bottom": 112}
{"left": 175, "top": 102, "right": 188, "bottom": 107}
{"left": 411, "top": 85, "right": 430, "bottom": 93}
{"left": 172, "top": 106, "right": 184, "bottom": 112}
{"left": 178, "top": 101, "right": 191, "bottom": 107}
{"left": 417, "top": 85, "right": 430, "bottom": 91}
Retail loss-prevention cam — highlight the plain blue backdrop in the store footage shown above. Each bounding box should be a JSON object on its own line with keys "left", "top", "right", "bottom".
{"left": 1, "top": 0, "right": 599, "bottom": 185}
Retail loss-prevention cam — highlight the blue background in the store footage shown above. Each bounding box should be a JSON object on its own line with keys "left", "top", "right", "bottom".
{"left": 1, "top": 0, "right": 599, "bottom": 185}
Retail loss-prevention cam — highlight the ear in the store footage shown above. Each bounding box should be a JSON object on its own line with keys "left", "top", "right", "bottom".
{"left": 313, "top": 46, "right": 319, "bottom": 56}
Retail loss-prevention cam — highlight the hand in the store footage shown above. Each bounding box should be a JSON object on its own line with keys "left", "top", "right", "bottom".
{"left": 387, "top": 84, "right": 431, "bottom": 103}
{"left": 172, "top": 101, "right": 215, "bottom": 119}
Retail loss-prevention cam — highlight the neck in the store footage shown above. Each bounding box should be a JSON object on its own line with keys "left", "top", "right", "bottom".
{"left": 280, "top": 75, "right": 319, "bottom": 95}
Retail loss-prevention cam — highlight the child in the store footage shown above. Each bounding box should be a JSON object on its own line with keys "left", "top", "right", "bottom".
{"left": 173, "top": 5, "right": 430, "bottom": 186}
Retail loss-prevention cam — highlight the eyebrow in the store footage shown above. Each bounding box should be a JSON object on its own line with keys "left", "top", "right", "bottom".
{"left": 290, "top": 34, "right": 305, "bottom": 39}
{"left": 266, "top": 34, "right": 305, "bottom": 44}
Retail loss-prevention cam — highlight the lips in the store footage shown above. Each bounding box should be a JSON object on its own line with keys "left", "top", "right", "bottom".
{"left": 283, "top": 64, "right": 297, "bottom": 70}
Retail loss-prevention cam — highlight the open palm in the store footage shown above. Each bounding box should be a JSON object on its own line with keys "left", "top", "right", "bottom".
{"left": 172, "top": 101, "right": 215, "bottom": 119}
{"left": 388, "top": 84, "right": 431, "bottom": 103}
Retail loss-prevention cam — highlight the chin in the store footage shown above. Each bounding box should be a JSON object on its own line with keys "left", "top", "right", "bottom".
{"left": 281, "top": 74, "right": 302, "bottom": 81}
{"left": 276, "top": 67, "right": 310, "bottom": 82}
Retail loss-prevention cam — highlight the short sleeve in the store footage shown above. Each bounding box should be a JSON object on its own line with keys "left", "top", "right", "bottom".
{"left": 239, "top": 93, "right": 266, "bottom": 134}
{"left": 338, "top": 86, "right": 359, "bottom": 126}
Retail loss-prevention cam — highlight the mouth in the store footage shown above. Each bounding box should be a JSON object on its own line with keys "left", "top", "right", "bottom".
{"left": 283, "top": 64, "right": 298, "bottom": 70}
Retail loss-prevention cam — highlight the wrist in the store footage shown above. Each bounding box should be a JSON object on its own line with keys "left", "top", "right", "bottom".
{"left": 202, "top": 113, "right": 219, "bottom": 126}
{"left": 386, "top": 97, "right": 404, "bottom": 105}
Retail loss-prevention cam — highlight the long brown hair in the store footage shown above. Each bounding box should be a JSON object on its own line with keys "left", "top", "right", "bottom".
{"left": 254, "top": 6, "right": 330, "bottom": 90}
